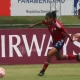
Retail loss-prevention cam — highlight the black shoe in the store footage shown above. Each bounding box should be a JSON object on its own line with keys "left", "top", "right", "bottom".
{"left": 76, "top": 54, "right": 80, "bottom": 61}
{"left": 38, "top": 70, "right": 44, "bottom": 76}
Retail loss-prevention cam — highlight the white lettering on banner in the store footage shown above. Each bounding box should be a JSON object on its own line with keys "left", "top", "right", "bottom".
{"left": 1, "top": 35, "right": 6, "bottom": 57}
{"left": 0, "top": 34, "right": 80, "bottom": 57}
{"left": 22, "top": 34, "right": 46, "bottom": 56}
{"left": 9, "top": 35, "right": 22, "bottom": 57}
{"left": 73, "top": 41, "right": 80, "bottom": 55}
{"left": 63, "top": 33, "right": 80, "bottom": 56}
{"left": 44, "top": 35, "right": 52, "bottom": 56}
{"left": 63, "top": 36, "right": 70, "bottom": 55}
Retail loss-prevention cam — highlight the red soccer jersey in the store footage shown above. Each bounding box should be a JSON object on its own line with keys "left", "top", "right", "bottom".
{"left": 42, "top": 20, "right": 66, "bottom": 41}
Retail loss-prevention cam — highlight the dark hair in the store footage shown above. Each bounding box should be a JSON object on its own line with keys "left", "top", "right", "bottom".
{"left": 52, "top": 11, "right": 56, "bottom": 19}
{"left": 46, "top": 10, "right": 56, "bottom": 19}
{"left": 46, "top": 12, "right": 53, "bottom": 18}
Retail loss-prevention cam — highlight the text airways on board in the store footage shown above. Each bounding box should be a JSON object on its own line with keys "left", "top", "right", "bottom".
{"left": 0, "top": 34, "right": 80, "bottom": 57}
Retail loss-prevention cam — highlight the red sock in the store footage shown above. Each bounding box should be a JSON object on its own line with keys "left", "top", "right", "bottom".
{"left": 41, "top": 62, "right": 49, "bottom": 72}
{"left": 67, "top": 55, "right": 77, "bottom": 60}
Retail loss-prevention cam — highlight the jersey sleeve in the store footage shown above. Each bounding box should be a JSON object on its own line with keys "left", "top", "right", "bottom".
{"left": 55, "top": 21, "right": 65, "bottom": 32}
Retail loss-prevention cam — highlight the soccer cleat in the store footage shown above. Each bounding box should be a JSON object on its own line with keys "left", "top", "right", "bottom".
{"left": 76, "top": 54, "right": 80, "bottom": 61}
{"left": 38, "top": 70, "right": 44, "bottom": 76}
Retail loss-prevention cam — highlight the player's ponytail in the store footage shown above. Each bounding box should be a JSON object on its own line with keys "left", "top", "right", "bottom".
{"left": 51, "top": 10, "right": 56, "bottom": 19}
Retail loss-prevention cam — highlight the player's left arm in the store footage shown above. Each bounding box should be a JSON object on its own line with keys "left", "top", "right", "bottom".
{"left": 55, "top": 22, "right": 73, "bottom": 42}
{"left": 63, "top": 30, "right": 73, "bottom": 42}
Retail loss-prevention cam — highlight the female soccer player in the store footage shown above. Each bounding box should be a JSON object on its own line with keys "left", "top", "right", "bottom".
{"left": 29, "top": 11, "right": 80, "bottom": 76}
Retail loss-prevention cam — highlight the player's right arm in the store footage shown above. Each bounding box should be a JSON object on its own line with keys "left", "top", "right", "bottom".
{"left": 29, "top": 20, "right": 47, "bottom": 28}
{"left": 29, "top": 22, "right": 42, "bottom": 28}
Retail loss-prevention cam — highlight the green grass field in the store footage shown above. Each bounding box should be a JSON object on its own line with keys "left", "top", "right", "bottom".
{"left": 0, "top": 16, "right": 80, "bottom": 24}
{"left": 0, "top": 16, "right": 80, "bottom": 28}
{"left": 1, "top": 64, "right": 80, "bottom": 80}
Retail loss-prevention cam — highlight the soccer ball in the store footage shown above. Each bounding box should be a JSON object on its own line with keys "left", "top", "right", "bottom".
{"left": 0, "top": 67, "right": 5, "bottom": 78}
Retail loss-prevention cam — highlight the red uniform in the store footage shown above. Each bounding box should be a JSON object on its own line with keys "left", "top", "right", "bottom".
{"left": 42, "top": 20, "right": 66, "bottom": 42}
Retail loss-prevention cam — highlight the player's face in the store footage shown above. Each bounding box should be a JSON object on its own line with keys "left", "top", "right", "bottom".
{"left": 45, "top": 15, "right": 53, "bottom": 24}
